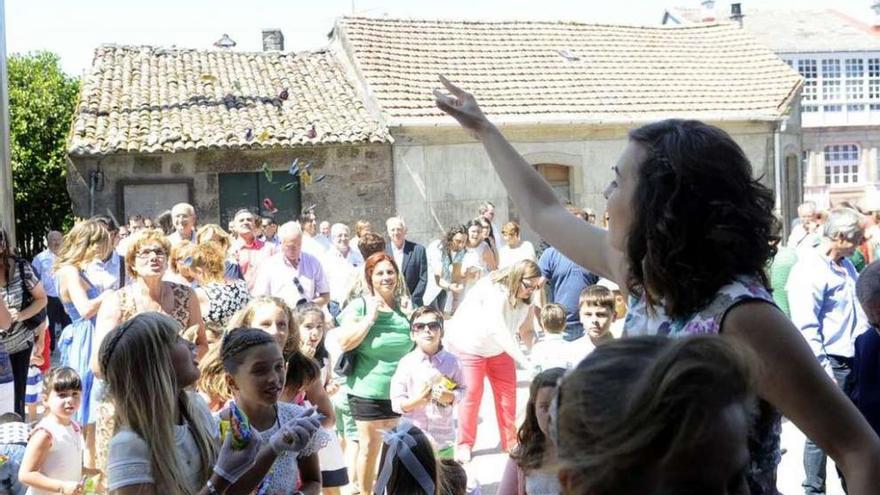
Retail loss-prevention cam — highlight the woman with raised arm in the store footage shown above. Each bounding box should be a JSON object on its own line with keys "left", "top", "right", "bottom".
{"left": 434, "top": 76, "right": 880, "bottom": 495}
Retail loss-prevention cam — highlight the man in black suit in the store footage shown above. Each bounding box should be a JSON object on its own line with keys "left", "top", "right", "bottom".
{"left": 385, "top": 217, "right": 428, "bottom": 306}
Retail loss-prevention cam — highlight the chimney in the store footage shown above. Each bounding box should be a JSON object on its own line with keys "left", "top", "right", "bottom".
{"left": 872, "top": 1, "right": 880, "bottom": 31}
{"left": 700, "top": 0, "right": 717, "bottom": 22}
{"left": 730, "top": 3, "right": 744, "bottom": 27}
{"left": 213, "top": 34, "right": 236, "bottom": 50}
{"left": 262, "top": 29, "right": 284, "bottom": 51}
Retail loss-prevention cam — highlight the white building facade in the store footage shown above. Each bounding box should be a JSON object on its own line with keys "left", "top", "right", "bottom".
{"left": 665, "top": 4, "right": 880, "bottom": 210}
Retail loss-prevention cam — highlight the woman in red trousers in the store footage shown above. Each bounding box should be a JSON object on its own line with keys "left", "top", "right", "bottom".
{"left": 444, "top": 259, "right": 541, "bottom": 463}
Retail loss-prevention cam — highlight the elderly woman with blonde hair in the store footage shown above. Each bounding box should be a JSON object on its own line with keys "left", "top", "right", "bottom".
{"left": 90, "top": 228, "right": 207, "bottom": 473}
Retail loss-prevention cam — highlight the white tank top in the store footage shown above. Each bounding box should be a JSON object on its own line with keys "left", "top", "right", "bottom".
{"left": 26, "top": 419, "right": 83, "bottom": 495}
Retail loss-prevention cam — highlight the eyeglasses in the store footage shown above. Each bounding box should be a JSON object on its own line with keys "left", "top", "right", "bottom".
{"left": 521, "top": 278, "right": 543, "bottom": 291}
{"left": 136, "top": 248, "right": 167, "bottom": 259}
{"left": 412, "top": 321, "right": 442, "bottom": 333}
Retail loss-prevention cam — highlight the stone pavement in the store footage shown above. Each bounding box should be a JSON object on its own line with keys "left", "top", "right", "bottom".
{"left": 466, "top": 369, "right": 846, "bottom": 495}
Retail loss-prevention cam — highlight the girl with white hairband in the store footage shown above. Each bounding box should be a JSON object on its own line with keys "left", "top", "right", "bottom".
{"left": 373, "top": 421, "right": 439, "bottom": 495}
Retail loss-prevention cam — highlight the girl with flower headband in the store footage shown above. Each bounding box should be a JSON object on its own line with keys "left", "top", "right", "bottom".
{"left": 100, "top": 312, "right": 318, "bottom": 495}
{"left": 373, "top": 421, "right": 439, "bottom": 495}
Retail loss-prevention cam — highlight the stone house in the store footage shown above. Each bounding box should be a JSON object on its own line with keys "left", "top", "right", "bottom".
{"left": 66, "top": 39, "right": 393, "bottom": 230}
{"left": 665, "top": 4, "right": 880, "bottom": 210}
{"left": 329, "top": 17, "right": 804, "bottom": 244}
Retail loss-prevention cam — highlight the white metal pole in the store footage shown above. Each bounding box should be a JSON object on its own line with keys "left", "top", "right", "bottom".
{"left": 0, "top": 0, "right": 15, "bottom": 245}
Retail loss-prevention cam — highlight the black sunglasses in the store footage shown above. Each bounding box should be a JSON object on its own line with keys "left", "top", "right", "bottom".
{"left": 412, "top": 321, "right": 442, "bottom": 333}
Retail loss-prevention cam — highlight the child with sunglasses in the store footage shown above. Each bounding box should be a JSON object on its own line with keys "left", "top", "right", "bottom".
{"left": 390, "top": 307, "right": 464, "bottom": 460}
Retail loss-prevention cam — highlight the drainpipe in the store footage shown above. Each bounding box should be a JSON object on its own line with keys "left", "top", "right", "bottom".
{"left": 774, "top": 119, "right": 786, "bottom": 238}
{"left": 89, "top": 172, "right": 95, "bottom": 217}
{"left": 87, "top": 158, "right": 104, "bottom": 217}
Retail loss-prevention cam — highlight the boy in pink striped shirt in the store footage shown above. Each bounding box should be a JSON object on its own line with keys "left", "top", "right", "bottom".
{"left": 390, "top": 307, "right": 465, "bottom": 459}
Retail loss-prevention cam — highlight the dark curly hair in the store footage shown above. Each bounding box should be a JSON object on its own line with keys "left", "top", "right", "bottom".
{"left": 442, "top": 224, "right": 467, "bottom": 260}
{"left": 625, "top": 119, "right": 779, "bottom": 319}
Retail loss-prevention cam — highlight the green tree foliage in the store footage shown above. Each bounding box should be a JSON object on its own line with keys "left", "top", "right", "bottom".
{"left": 7, "top": 51, "right": 79, "bottom": 258}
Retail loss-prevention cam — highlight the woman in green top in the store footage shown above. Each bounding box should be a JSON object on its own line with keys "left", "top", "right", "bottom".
{"left": 337, "top": 251, "right": 413, "bottom": 494}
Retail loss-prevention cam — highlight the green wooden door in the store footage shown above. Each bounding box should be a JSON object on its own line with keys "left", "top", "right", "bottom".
{"left": 218, "top": 172, "right": 301, "bottom": 228}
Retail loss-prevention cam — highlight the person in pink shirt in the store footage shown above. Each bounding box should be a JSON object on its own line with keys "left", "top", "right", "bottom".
{"left": 390, "top": 307, "right": 464, "bottom": 460}
{"left": 230, "top": 209, "right": 276, "bottom": 291}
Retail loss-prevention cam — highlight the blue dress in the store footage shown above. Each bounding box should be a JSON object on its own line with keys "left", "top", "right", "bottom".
{"left": 57, "top": 272, "right": 99, "bottom": 425}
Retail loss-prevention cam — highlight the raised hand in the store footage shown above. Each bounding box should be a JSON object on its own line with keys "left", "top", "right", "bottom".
{"left": 433, "top": 75, "right": 490, "bottom": 132}
{"left": 363, "top": 295, "right": 381, "bottom": 323}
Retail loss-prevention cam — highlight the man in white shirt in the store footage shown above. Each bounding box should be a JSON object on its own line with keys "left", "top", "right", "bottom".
{"left": 167, "top": 203, "right": 197, "bottom": 246}
{"left": 259, "top": 217, "right": 280, "bottom": 246}
{"left": 322, "top": 224, "right": 364, "bottom": 317}
{"left": 253, "top": 221, "right": 330, "bottom": 309}
{"left": 87, "top": 215, "right": 125, "bottom": 292}
{"left": 788, "top": 201, "right": 822, "bottom": 249}
{"left": 31, "top": 231, "right": 65, "bottom": 351}
{"left": 299, "top": 213, "right": 327, "bottom": 257}
{"left": 316, "top": 221, "right": 332, "bottom": 250}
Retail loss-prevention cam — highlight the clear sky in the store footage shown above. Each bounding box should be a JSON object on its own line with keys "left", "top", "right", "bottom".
{"left": 5, "top": 0, "right": 876, "bottom": 75}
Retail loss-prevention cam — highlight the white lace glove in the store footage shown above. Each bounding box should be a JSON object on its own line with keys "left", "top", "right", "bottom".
{"left": 213, "top": 428, "right": 262, "bottom": 483}
{"left": 269, "top": 407, "right": 322, "bottom": 455}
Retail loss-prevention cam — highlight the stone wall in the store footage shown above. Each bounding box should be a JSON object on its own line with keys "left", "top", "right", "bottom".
{"left": 392, "top": 121, "right": 788, "bottom": 245}
{"left": 67, "top": 143, "right": 394, "bottom": 230}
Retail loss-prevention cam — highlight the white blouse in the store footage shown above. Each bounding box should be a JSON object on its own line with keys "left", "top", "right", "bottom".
{"left": 444, "top": 277, "right": 531, "bottom": 366}
{"left": 107, "top": 394, "right": 217, "bottom": 492}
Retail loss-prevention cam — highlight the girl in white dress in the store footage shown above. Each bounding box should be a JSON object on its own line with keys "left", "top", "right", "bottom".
{"left": 293, "top": 303, "right": 349, "bottom": 494}
{"left": 459, "top": 220, "right": 495, "bottom": 301}
{"left": 19, "top": 367, "right": 96, "bottom": 495}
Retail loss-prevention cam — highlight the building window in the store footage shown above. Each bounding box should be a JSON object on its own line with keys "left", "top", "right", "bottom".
{"left": 824, "top": 144, "right": 860, "bottom": 185}
{"left": 846, "top": 59, "right": 865, "bottom": 111}
{"left": 846, "top": 58, "right": 864, "bottom": 78}
{"left": 798, "top": 59, "right": 818, "bottom": 112}
{"left": 823, "top": 59, "right": 841, "bottom": 78}
{"left": 847, "top": 80, "right": 865, "bottom": 111}
{"left": 822, "top": 59, "right": 842, "bottom": 111}
{"left": 799, "top": 59, "right": 818, "bottom": 78}
{"left": 870, "top": 58, "right": 880, "bottom": 111}
{"left": 535, "top": 164, "right": 572, "bottom": 204}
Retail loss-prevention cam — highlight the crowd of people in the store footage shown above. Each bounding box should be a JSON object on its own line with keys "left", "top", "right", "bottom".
{"left": 0, "top": 76, "right": 876, "bottom": 495}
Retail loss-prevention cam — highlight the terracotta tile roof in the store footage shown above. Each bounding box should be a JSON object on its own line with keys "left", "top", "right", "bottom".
{"left": 333, "top": 17, "right": 802, "bottom": 125}
{"left": 740, "top": 9, "right": 880, "bottom": 54}
{"left": 68, "top": 45, "right": 390, "bottom": 156}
